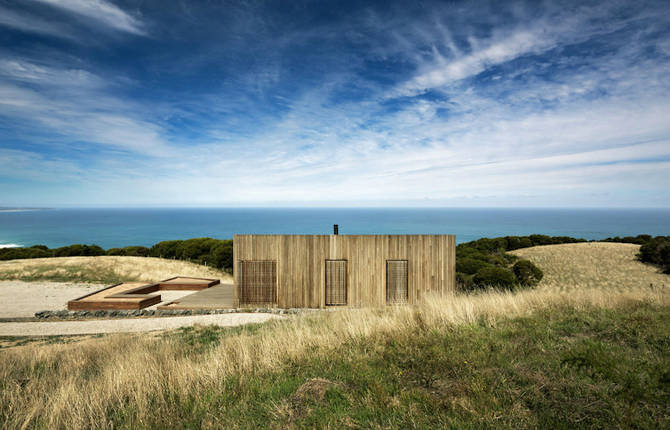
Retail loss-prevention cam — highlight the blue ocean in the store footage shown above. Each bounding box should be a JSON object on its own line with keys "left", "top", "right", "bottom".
{"left": 0, "top": 208, "right": 668, "bottom": 249}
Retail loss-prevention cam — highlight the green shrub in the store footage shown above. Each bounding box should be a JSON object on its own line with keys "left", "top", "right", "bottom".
{"left": 53, "top": 244, "right": 105, "bottom": 257}
{"left": 458, "top": 235, "right": 587, "bottom": 256}
{"left": 603, "top": 234, "right": 652, "bottom": 245}
{"left": 177, "top": 238, "right": 218, "bottom": 261}
{"left": 456, "top": 247, "right": 489, "bottom": 262}
{"left": 512, "top": 259, "right": 544, "bottom": 287}
{"left": 106, "top": 246, "right": 150, "bottom": 257}
{"left": 0, "top": 247, "right": 51, "bottom": 260}
{"left": 0, "top": 238, "right": 234, "bottom": 271}
{"left": 485, "top": 254, "right": 509, "bottom": 266}
{"left": 638, "top": 236, "right": 670, "bottom": 273}
{"left": 209, "top": 241, "right": 233, "bottom": 270}
{"left": 518, "top": 237, "right": 533, "bottom": 248}
{"left": 149, "top": 240, "right": 182, "bottom": 259}
{"left": 472, "top": 267, "right": 517, "bottom": 290}
{"left": 456, "top": 257, "right": 492, "bottom": 275}
{"left": 148, "top": 238, "right": 233, "bottom": 270}
{"left": 528, "top": 234, "right": 554, "bottom": 246}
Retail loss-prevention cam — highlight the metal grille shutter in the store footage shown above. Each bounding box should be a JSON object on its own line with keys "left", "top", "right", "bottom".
{"left": 386, "top": 260, "right": 408, "bottom": 304}
{"left": 239, "top": 261, "right": 277, "bottom": 305}
{"left": 325, "top": 260, "right": 347, "bottom": 305}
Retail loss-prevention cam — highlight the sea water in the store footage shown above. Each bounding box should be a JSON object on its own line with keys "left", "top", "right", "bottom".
{"left": 0, "top": 207, "right": 668, "bottom": 249}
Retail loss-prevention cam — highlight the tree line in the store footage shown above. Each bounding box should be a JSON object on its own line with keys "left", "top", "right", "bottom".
{"left": 1, "top": 233, "right": 667, "bottom": 283}
{"left": 0, "top": 238, "right": 234, "bottom": 271}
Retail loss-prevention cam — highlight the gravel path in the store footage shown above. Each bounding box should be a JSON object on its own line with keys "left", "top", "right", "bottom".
{"left": 0, "top": 313, "right": 280, "bottom": 336}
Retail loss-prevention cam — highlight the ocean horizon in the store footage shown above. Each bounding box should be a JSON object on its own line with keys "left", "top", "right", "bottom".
{"left": 1, "top": 207, "right": 669, "bottom": 249}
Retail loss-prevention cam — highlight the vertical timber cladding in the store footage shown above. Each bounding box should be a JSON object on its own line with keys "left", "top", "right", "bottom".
{"left": 386, "top": 260, "right": 408, "bottom": 304}
{"left": 233, "top": 234, "right": 455, "bottom": 308}
{"left": 325, "top": 260, "right": 347, "bottom": 305}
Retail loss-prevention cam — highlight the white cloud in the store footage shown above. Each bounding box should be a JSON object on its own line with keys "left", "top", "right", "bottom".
{"left": 30, "top": 0, "right": 146, "bottom": 35}
{"left": 388, "top": 2, "right": 650, "bottom": 98}
{"left": 0, "top": 60, "right": 169, "bottom": 156}
{"left": 0, "top": 59, "right": 105, "bottom": 88}
{"left": 0, "top": 5, "right": 76, "bottom": 39}
{"left": 397, "top": 28, "right": 555, "bottom": 96}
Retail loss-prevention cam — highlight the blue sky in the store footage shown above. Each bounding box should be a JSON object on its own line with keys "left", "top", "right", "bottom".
{"left": 1, "top": 0, "right": 669, "bottom": 207}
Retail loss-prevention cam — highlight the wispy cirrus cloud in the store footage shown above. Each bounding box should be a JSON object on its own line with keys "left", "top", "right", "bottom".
{"left": 387, "top": 1, "right": 652, "bottom": 98}
{"left": 29, "top": 0, "right": 146, "bottom": 35}
{"left": 1, "top": 0, "right": 670, "bottom": 207}
{"left": 0, "top": 59, "right": 169, "bottom": 156}
{"left": 0, "top": 5, "right": 77, "bottom": 40}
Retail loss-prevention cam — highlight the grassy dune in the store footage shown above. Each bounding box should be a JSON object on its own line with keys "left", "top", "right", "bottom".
{"left": 511, "top": 242, "right": 669, "bottom": 291}
{"left": 0, "top": 243, "right": 669, "bottom": 428}
{"left": 0, "top": 256, "right": 232, "bottom": 284}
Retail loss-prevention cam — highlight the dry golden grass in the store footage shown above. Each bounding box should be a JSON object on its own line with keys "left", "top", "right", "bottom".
{"left": 1, "top": 242, "right": 669, "bottom": 428}
{"left": 510, "top": 242, "right": 668, "bottom": 292}
{"left": 1, "top": 284, "right": 668, "bottom": 428}
{"left": 0, "top": 256, "right": 232, "bottom": 284}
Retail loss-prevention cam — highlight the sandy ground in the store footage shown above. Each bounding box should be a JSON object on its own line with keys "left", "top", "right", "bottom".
{"left": 0, "top": 281, "right": 101, "bottom": 318}
{"left": 0, "top": 281, "right": 198, "bottom": 318}
{"left": 0, "top": 313, "right": 279, "bottom": 336}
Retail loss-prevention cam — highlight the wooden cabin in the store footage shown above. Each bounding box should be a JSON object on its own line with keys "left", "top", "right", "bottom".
{"left": 233, "top": 233, "right": 455, "bottom": 308}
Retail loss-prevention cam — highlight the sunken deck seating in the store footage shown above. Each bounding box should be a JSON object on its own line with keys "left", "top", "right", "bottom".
{"left": 157, "top": 276, "right": 220, "bottom": 290}
{"left": 67, "top": 276, "right": 220, "bottom": 311}
{"left": 67, "top": 282, "right": 161, "bottom": 310}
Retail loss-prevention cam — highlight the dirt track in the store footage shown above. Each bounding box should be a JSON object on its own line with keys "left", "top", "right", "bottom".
{"left": 0, "top": 313, "right": 279, "bottom": 336}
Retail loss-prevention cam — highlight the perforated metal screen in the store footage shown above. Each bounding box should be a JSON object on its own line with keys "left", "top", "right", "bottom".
{"left": 325, "top": 260, "right": 347, "bottom": 305}
{"left": 239, "top": 260, "right": 277, "bottom": 304}
{"left": 386, "top": 260, "right": 408, "bottom": 304}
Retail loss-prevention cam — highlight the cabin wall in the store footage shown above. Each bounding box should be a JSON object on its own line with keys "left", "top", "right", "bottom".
{"left": 233, "top": 234, "right": 455, "bottom": 308}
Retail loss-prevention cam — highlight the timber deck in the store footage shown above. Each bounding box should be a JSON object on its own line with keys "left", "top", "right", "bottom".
{"left": 67, "top": 277, "right": 221, "bottom": 311}
{"left": 157, "top": 276, "right": 220, "bottom": 290}
{"left": 68, "top": 282, "right": 160, "bottom": 310}
{"left": 157, "top": 282, "right": 234, "bottom": 310}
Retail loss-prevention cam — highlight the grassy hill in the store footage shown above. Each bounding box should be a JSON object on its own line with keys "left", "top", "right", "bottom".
{"left": 0, "top": 256, "right": 232, "bottom": 284}
{"left": 511, "top": 242, "right": 668, "bottom": 291}
{"left": 0, "top": 243, "right": 668, "bottom": 428}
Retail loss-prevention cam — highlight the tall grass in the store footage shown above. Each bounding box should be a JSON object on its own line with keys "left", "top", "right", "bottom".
{"left": 0, "top": 284, "right": 667, "bottom": 429}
